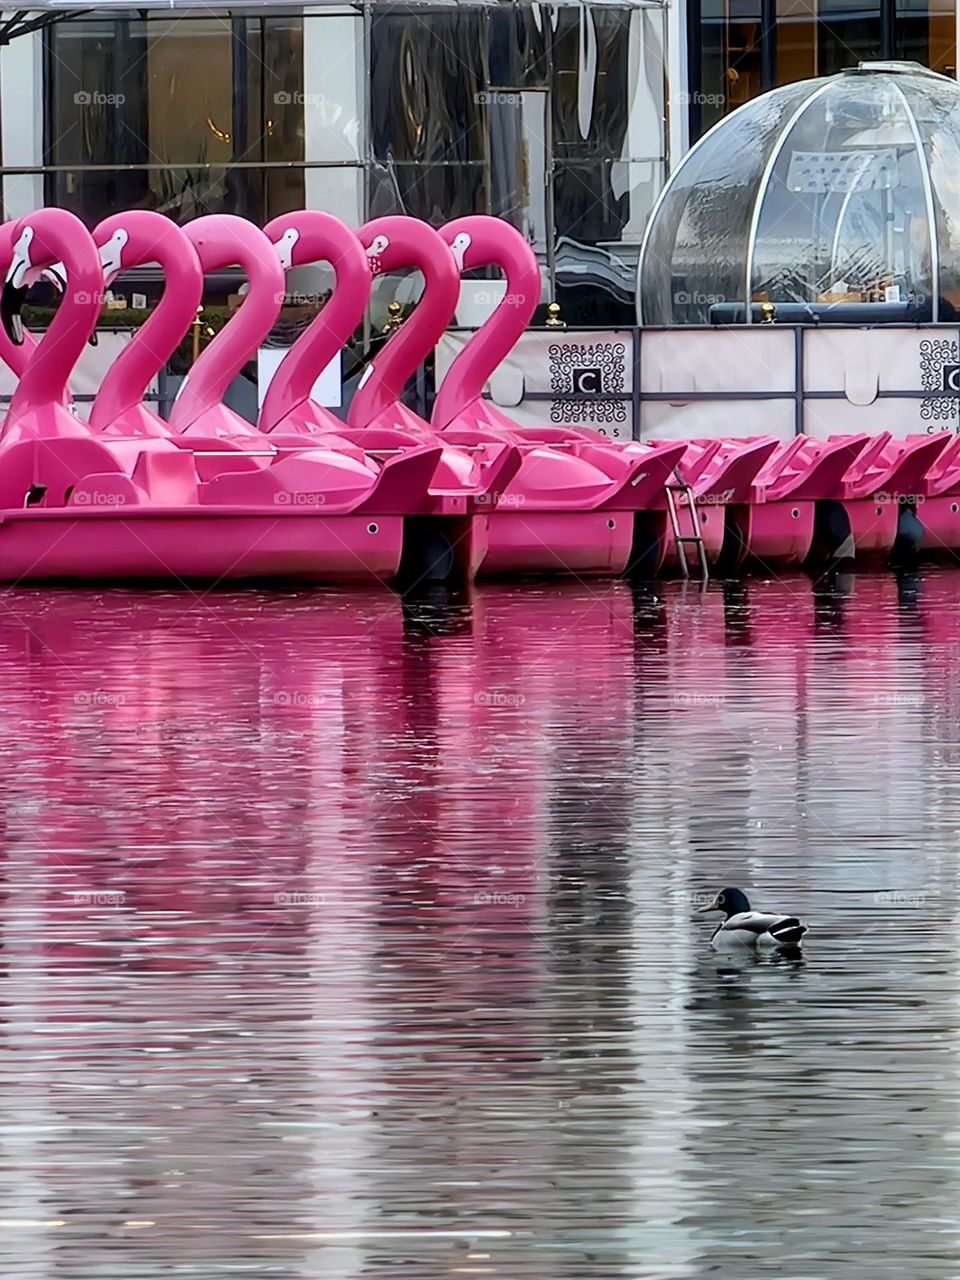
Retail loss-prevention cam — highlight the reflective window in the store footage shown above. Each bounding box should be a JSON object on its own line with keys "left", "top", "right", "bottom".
{"left": 46, "top": 15, "right": 305, "bottom": 224}
{"left": 816, "top": 0, "right": 882, "bottom": 75}
{"left": 40, "top": 3, "right": 667, "bottom": 321}
{"left": 367, "top": 1, "right": 667, "bottom": 319}
{"left": 776, "top": 0, "right": 818, "bottom": 85}
{"left": 691, "top": 0, "right": 957, "bottom": 140}
{"left": 896, "top": 0, "right": 957, "bottom": 73}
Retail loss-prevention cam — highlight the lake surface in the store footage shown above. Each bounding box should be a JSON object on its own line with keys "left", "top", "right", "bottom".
{"left": 2, "top": 569, "right": 959, "bottom": 1279}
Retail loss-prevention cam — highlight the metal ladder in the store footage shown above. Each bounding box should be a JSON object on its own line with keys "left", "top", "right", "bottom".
{"left": 664, "top": 471, "right": 710, "bottom": 583}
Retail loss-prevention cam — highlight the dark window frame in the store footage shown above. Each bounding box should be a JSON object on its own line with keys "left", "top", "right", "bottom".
{"left": 686, "top": 0, "right": 944, "bottom": 140}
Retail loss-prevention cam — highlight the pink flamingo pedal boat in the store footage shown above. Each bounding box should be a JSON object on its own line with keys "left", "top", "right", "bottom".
{"left": 635, "top": 435, "right": 781, "bottom": 574}
{"left": 0, "top": 209, "right": 436, "bottom": 583}
{"left": 911, "top": 434, "right": 960, "bottom": 555}
{"left": 722, "top": 432, "right": 951, "bottom": 567}
{"left": 258, "top": 209, "right": 514, "bottom": 582}
{"left": 434, "top": 215, "right": 687, "bottom": 576}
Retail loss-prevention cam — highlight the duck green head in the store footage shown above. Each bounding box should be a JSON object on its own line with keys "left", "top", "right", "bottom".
{"left": 697, "top": 887, "right": 751, "bottom": 918}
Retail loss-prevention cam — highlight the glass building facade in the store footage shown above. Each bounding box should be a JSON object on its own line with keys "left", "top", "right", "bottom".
{"left": 0, "top": 1, "right": 668, "bottom": 322}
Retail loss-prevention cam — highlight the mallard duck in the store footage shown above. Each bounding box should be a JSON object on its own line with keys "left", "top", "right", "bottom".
{"left": 697, "top": 887, "right": 807, "bottom": 951}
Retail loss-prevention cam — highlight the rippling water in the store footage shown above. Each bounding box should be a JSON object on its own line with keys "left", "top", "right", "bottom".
{"left": 2, "top": 569, "right": 959, "bottom": 1278}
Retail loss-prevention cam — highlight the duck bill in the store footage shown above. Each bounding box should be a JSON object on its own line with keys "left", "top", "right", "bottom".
{"left": 0, "top": 280, "right": 28, "bottom": 346}
{"left": 695, "top": 897, "right": 721, "bottom": 913}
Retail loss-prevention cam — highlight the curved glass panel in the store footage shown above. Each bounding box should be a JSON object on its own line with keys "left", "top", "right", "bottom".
{"left": 751, "top": 75, "right": 934, "bottom": 315}
{"left": 640, "top": 80, "right": 814, "bottom": 323}
{"left": 897, "top": 77, "right": 960, "bottom": 316}
{"left": 641, "top": 65, "right": 959, "bottom": 325}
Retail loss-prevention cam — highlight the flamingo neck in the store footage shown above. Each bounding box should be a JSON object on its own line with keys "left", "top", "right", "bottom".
{"left": 7, "top": 238, "right": 100, "bottom": 420}
{"left": 260, "top": 243, "right": 366, "bottom": 433}
{"left": 432, "top": 240, "right": 539, "bottom": 431}
{"left": 347, "top": 254, "right": 458, "bottom": 429}
{"left": 90, "top": 238, "right": 201, "bottom": 432}
{"left": 168, "top": 250, "right": 281, "bottom": 432}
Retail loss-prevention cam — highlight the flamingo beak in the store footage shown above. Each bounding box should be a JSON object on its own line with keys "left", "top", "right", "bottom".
{"left": 1, "top": 282, "right": 27, "bottom": 345}
{"left": 41, "top": 261, "right": 68, "bottom": 293}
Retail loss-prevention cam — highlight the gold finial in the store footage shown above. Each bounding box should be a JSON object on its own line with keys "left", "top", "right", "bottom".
{"left": 191, "top": 304, "right": 204, "bottom": 363}
{"left": 759, "top": 301, "right": 776, "bottom": 325}
{"left": 545, "top": 301, "right": 564, "bottom": 328}
{"left": 382, "top": 300, "right": 403, "bottom": 333}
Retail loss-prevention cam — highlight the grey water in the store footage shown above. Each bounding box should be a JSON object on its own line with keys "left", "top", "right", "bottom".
{"left": 1, "top": 569, "right": 959, "bottom": 1279}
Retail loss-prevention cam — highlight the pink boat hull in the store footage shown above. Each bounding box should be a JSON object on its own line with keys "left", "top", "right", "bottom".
{"left": 917, "top": 497, "right": 960, "bottom": 553}
{"left": 837, "top": 498, "right": 899, "bottom": 558}
{"left": 0, "top": 508, "right": 406, "bottom": 582}
{"left": 476, "top": 509, "right": 635, "bottom": 576}
{"left": 729, "top": 501, "right": 816, "bottom": 567}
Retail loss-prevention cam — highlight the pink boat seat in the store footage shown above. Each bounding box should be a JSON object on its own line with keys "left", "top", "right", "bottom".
{"left": 757, "top": 435, "right": 870, "bottom": 502}
{"left": 918, "top": 433, "right": 960, "bottom": 496}
{"left": 675, "top": 439, "right": 724, "bottom": 487}
{"left": 66, "top": 472, "right": 143, "bottom": 508}
{"left": 0, "top": 437, "right": 128, "bottom": 510}
{"left": 692, "top": 436, "right": 781, "bottom": 502}
{"left": 199, "top": 446, "right": 384, "bottom": 511}
{"left": 837, "top": 431, "right": 951, "bottom": 500}
{"left": 169, "top": 433, "right": 275, "bottom": 482}
{"left": 131, "top": 448, "right": 201, "bottom": 505}
{"left": 597, "top": 440, "right": 688, "bottom": 510}
{"left": 351, "top": 445, "right": 443, "bottom": 515}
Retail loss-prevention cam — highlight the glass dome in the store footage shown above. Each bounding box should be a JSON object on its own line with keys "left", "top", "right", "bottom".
{"left": 639, "top": 62, "right": 960, "bottom": 325}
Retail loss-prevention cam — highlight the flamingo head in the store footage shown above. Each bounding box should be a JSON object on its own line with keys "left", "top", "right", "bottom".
{"left": 271, "top": 226, "right": 300, "bottom": 273}
{"left": 364, "top": 234, "right": 390, "bottom": 276}
{"left": 98, "top": 228, "right": 130, "bottom": 287}
{"left": 449, "top": 231, "right": 473, "bottom": 272}
{"left": 2, "top": 225, "right": 40, "bottom": 344}
{"left": 10, "top": 228, "right": 123, "bottom": 348}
